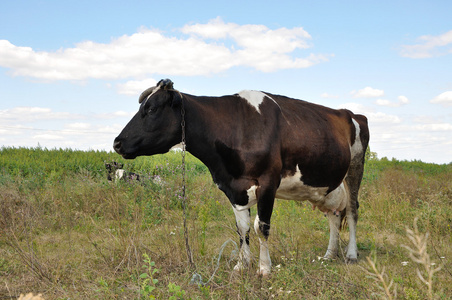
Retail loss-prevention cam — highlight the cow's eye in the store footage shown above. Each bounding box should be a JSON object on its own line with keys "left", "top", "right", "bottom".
{"left": 148, "top": 107, "right": 157, "bottom": 114}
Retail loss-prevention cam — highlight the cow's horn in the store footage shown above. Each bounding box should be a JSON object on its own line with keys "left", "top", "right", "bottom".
{"left": 138, "top": 86, "right": 156, "bottom": 104}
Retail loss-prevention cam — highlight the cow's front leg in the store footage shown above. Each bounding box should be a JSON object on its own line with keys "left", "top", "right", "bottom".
{"left": 254, "top": 186, "right": 276, "bottom": 276}
{"left": 232, "top": 206, "right": 251, "bottom": 272}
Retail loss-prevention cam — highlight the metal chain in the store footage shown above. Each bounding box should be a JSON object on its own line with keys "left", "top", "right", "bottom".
{"left": 179, "top": 94, "right": 239, "bottom": 286}
{"left": 180, "top": 96, "right": 196, "bottom": 271}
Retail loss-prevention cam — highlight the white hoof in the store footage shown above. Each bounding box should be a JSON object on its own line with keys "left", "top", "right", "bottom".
{"left": 257, "top": 266, "right": 271, "bottom": 276}
{"left": 233, "top": 262, "right": 245, "bottom": 273}
{"left": 323, "top": 249, "right": 338, "bottom": 260}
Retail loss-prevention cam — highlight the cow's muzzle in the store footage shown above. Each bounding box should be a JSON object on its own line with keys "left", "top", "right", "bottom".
{"left": 113, "top": 139, "right": 122, "bottom": 154}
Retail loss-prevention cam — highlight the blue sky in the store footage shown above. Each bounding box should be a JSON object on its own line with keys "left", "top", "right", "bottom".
{"left": 1, "top": 1, "right": 451, "bottom": 164}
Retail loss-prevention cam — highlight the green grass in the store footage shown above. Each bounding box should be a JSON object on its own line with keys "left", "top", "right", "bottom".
{"left": 1, "top": 147, "right": 451, "bottom": 299}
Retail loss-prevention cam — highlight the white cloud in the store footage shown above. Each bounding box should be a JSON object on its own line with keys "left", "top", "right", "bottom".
{"left": 352, "top": 87, "right": 384, "bottom": 98}
{"left": 369, "top": 112, "right": 402, "bottom": 124}
{"left": 95, "top": 111, "right": 136, "bottom": 119}
{"left": 375, "top": 95, "right": 409, "bottom": 107}
{"left": 430, "top": 91, "right": 452, "bottom": 107}
{"left": 113, "top": 111, "right": 135, "bottom": 118}
{"left": 400, "top": 30, "right": 452, "bottom": 58}
{"left": 337, "top": 102, "right": 371, "bottom": 115}
{"left": 0, "top": 106, "right": 81, "bottom": 123}
{"left": 338, "top": 102, "right": 401, "bottom": 124}
{"left": 415, "top": 123, "right": 452, "bottom": 131}
{"left": 320, "top": 92, "right": 339, "bottom": 98}
{"left": 33, "top": 134, "right": 63, "bottom": 140}
{"left": 65, "top": 123, "right": 92, "bottom": 130}
{"left": 0, "top": 18, "right": 330, "bottom": 81}
{"left": 182, "top": 17, "right": 312, "bottom": 51}
{"left": 375, "top": 99, "right": 392, "bottom": 106}
{"left": 398, "top": 95, "right": 409, "bottom": 104}
{"left": 181, "top": 17, "right": 330, "bottom": 72}
{"left": 117, "top": 78, "right": 158, "bottom": 95}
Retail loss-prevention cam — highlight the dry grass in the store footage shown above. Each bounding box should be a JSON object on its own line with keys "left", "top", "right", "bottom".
{"left": 1, "top": 152, "right": 451, "bottom": 299}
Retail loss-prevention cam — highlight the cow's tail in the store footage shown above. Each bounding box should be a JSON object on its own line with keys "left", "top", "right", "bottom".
{"left": 340, "top": 209, "right": 346, "bottom": 230}
{"left": 340, "top": 112, "right": 368, "bottom": 231}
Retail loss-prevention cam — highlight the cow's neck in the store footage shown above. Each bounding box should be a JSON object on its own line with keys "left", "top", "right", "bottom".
{"left": 181, "top": 94, "right": 234, "bottom": 182}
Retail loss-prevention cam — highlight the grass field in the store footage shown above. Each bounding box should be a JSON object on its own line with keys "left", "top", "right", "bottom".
{"left": 1, "top": 147, "right": 451, "bottom": 299}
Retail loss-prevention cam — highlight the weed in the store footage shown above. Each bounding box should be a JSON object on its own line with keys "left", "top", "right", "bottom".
{"left": 402, "top": 217, "right": 442, "bottom": 300}
{"left": 0, "top": 147, "right": 451, "bottom": 299}
{"left": 167, "top": 282, "right": 186, "bottom": 300}
{"left": 360, "top": 251, "right": 398, "bottom": 299}
{"left": 139, "top": 253, "right": 159, "bottom": 299}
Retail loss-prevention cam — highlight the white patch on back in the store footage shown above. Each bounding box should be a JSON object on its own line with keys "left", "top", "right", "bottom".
{"left": 350, "top": 118, "right": 362, "bottom": 159}
{"left": 276, "top": 166, "right": 328, "bottom": 202}
{"left": 238, "top": 90, "right": 276, "bottom": 113}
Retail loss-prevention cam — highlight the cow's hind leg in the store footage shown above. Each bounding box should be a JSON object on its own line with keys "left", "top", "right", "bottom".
{"left": 345, "top": 201, "right": 358, "bottom": 263}
{"left": 344, "top": 154, "right": 366, "bottom": 263}
{"left": 324, "top": 212, "right": 341, "bottom": 259}
{"left": 232, "top": 206, "right": 251, "bottom": 271}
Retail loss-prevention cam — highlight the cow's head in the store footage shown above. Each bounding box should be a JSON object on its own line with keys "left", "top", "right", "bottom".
{"left": 113, "top": 79, "right": 183, "bottom": 159}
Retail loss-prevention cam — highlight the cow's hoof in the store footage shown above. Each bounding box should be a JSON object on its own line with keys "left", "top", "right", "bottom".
{"left": 322, "top": 256, "right": 337, "bottom": 261}
{"left": 323, "top": 250, "right": 338, "bottom": 260}
{"left": 257, "top": 267, "right": 271, "bottom": 277}
{"left": 345, "top": 257, "right": 358, "bottom": 264}
{"left": 233, "top": 262, "right": 247, "bottom": 273}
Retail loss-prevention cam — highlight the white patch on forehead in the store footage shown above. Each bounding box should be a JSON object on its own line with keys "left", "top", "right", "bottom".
{"left": 350, "top": 118, "right": 362, "bottom": 159}
{"left": 143, "top": 86, "right": 161, "bottom": 106}
{"left": 238, "top": 90, "right": 275, "bottom": 113}
{"left": 276, "top": 166, "right": 328, "bottom": 202}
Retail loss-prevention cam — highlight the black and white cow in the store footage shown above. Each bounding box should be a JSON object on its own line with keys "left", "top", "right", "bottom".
{"left": 105, "top": 161, "right": 140, "bottom": 182}
{"left": 114, "top": 79, "right": 369, "bottom": 275}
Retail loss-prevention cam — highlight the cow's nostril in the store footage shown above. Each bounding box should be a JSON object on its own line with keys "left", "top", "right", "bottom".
{"left": 113, "top": 140, "right": 122, "bottom": 152}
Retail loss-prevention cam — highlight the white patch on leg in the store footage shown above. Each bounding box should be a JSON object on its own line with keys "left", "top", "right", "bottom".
{"left": 232, "top": 206, "right": 251, "bottom": 271}
{"left": 234, "top": 185, "right": 258, "bottom": 211}
{"left": 254, "top": 215, "right": 271, "bottom": 275}
{"left": 345, "top": 208, "right": 358, "bottom": 263}
{"left": 324, "top": 211, "right": 341, "bottom": 259}
{"left": 238, "top": 90, "right": 276, "bottom": 113}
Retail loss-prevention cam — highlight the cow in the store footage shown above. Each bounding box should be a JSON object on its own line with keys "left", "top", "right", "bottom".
{"left": 113, "top": 79, "right": 369, "bottom": 275}
{"left": 105, "top": 161, "right": 140, "bottom": 182}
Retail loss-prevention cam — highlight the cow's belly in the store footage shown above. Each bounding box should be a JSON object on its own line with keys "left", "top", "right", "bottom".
{"left": 276, "top": 176, "right": 328, "bottom": 202}
{"left": 276, "top": 166, "right": 349, "bottom": 213}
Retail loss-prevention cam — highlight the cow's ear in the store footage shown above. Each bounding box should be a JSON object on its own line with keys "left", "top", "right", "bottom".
{"left": 171, "top": 90, "right": 182, "bottom": 107}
